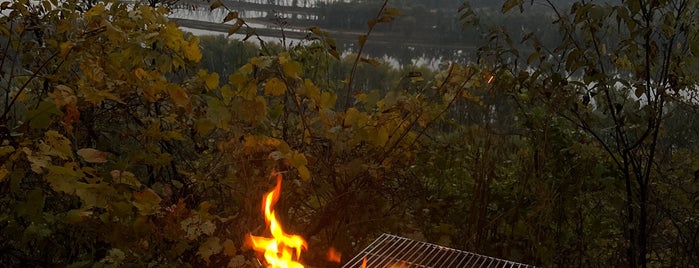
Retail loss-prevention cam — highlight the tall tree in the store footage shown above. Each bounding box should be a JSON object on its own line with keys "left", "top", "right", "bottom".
{"left": 490, "top": 0, "right": 699, "bottom": 266}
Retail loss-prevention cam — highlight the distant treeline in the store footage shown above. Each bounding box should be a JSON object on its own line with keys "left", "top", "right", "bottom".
{"left": 252, "top": 0, "right": 568, "bottom": 65}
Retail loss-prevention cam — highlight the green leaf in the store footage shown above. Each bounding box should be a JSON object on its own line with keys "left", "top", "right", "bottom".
{"left": 16, "top": 189, "right": 45, "bottom": 221}
{"left": 26, "top": 100, "right": 63, "bottom": 129}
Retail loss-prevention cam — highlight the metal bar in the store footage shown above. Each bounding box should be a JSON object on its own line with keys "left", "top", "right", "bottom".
{"left": 341, "top": 233, "right": 535, "bottom": 268}
{"left": 414, "top": 243, "right": 440, "bottom": 267}
{"left": 424, "top": 246, "right": 449, "bottom": 267}
{"left": 344, "top": 234, "right": 386, "bottom": 268}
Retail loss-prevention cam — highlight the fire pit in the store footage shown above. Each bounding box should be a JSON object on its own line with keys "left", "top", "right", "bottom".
{"left": 342, "top": 234, "right": 535, "bottom": 268}
{"left": 246, "top": 173, "right": 533, "bottom": 268}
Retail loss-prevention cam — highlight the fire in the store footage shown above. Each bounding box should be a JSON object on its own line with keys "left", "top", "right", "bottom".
{"left": 327, "top": 247, "right": 342, "bottom": 263}
{"left": 247, "top": 171, "right": 308, "bottom": 268}
{"left": 487, "top": 75, "right": 495, "bottom": 84}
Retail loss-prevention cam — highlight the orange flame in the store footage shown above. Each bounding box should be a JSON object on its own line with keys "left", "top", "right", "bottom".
{"left": 487, "top": 75, "right": 495, "bottom": 84}
{"left": 327, "top": 247, "right": 342, "bottom": 263}
{"left": 247, "top": 172, "right": 308, "bottom": 268}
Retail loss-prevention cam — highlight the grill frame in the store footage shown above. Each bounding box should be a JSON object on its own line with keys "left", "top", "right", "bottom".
{"left": 342, "top": 233, "right": 535, "bottom": 268}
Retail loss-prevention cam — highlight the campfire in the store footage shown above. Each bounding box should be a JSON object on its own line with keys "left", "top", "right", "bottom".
{"left": 247, "top": 171, "right": 307, "bottom": 268}
{"left": 246, "top": 172, "right": 534, "bottom": 268}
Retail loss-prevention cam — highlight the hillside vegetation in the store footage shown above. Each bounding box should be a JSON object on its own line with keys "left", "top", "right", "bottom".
{"left": 0, "top": 0, "right": 698, "bottom": 267}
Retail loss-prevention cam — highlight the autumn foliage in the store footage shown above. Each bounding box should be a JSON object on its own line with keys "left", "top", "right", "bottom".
{"left": 2, "top": 0, "right": 699, "bottom": 267}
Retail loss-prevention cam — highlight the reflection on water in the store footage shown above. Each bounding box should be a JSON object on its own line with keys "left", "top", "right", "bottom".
{"left": 172, "top": 0, "right": 471, "bottom": 68}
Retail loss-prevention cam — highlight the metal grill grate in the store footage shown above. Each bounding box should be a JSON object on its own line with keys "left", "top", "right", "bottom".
{"left": 342, "top": 234, "right": 536, "bottom": 268}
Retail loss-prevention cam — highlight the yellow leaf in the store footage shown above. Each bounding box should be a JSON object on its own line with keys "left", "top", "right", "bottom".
{"left": 0, "top": 167, "right": 8, "bottom": 182}
{"left": 82, "top": 87, "right": 125, "bottom": 105}
{"left": 264, "top": 77, "right": 286, "bottom": 96}
{"left": 168, "top": 86, "right": 190, "bottom": 107}
{"left": 0, "top": 145, "right": 15, "bottom": 157}
{"left": 222, "top": 239, "right": 237, "bottom": 257}
{"left": 228, "top": 72, "right": 247, "bottom": 88}
{"left": 250, "top": 56, "right": 272, "bottom": 68}
{"left": 384, "top": 7, "right": 401, "bottom": 16}
{"left": 282, "top": 60, "right": 303, "bottom": 80}
{"left": 344, "top": 108, "right": 362, "bottom": 127}
{"left": 134, "top": 68, "right": 148, "bottom": 80}
{"left": 358, "top": 35, "right": 367, "bottom": 47}
{"left": 198, "top": 236, "right": 223, "bottom": 265}
{"left": 228, "top": 19, "right": 244, "bottom": 37}
{"left": 298, "top": 165, "right": 311, "bottom": 181}
{"left": 223, "top": 11, "right": 238, "bottom": 23}
{"left": 45, "top": 164, "right": 81, "bottom": 192}
{"left": 59, "top": 41, "right": 73, "bottom": 58}
{"left": 48, "top": 85, "right": 78, "bottom": 107}
{"left": 376, "top": 126, "right": 389, "bottom": 147}
{"left": 221, "top": 84, "right": 234, "bottom": 102}
{"left": 204, "top": 72, "right": 219, "bottom": 90}
{"left": 165, "top": 130, "right": 185, "bottom": 141}
{"left": 45, "top": 130, "right": 73, "bottom": 159}
{"left": 77, "top": 148, "right": 108, "bottom": 163}
{"left": 110, "top": 170, "right": 141, "bottom": 188}
{"left": 195, "top": 118, "right": 216, "bottom": 135}
{"left": 210, "top": 0, "right": 223, "bottom": 10}
{"left": 320, "top": 92, "right": 337, "bottom": 109}
{"left": 23, "top": 147, "right": 50, "bottom": 174}
{"left": 183, "top": 37, "right": 202, "bottom": 62}
{"left": 302, "top": 79, "right": 320, "bottom": 99}
{"left": 288, "top": 151, "right": 308, "bottom": 167}
{"left": 133, "top": 188, "right": 162, "bottom": 215}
